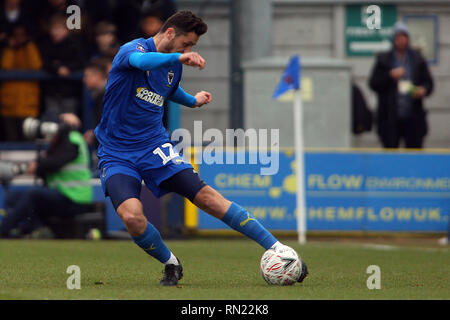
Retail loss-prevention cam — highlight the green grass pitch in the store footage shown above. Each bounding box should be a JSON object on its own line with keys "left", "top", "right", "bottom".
{"left": 0, "top": 239, "right": 448, "bottom": 300}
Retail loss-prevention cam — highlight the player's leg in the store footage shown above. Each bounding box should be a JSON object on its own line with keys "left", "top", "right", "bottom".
{"left": 103, "top": 172, "right": 180, "bottom": 282}
{"left": 159, "top": 168, "right": 308, "bottom": 283}
{"left": 194, "top": 186, "right": 281, "bottom": 250}
{"left": 193, "top": 186, "right": 309, "bottom": 282}
{"left": 116, "top": 197, "right": 179, "bottom": 266}
{"left": 159, "top": 169, "right": 279, "bottom": 250}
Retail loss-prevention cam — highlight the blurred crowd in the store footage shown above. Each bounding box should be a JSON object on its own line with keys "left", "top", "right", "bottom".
{"left": 0, "top": 0, "right": 435, "bottom": 151}
{"left": 0, "top": 0, "right": 177, "bottom": 143}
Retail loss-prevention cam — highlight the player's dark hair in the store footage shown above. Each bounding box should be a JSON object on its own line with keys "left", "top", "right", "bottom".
{"left": 159, "top": 10, "right": 207, "bottom": 36}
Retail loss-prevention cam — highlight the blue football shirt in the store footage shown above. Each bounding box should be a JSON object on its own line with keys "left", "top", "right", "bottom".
{"left": 95, "top": 38, "right": 183, "bottom": 151}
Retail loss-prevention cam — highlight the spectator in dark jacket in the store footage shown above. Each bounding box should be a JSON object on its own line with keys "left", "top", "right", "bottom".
{"left": 82, "top": 59, "right": 108, "bottom": 148}
{"left": 369, "top": 22, "right": 434, "bottom": 148}
{"left": 39, "top": 14, "right": 85, "bottom": 120}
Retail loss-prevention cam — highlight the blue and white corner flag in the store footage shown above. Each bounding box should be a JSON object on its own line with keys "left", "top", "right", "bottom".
{"left": 273, "top": 55, "right": 307, "bottom": 245}
{"left": 272, "top": 55, "right": 301, "bottom": 102}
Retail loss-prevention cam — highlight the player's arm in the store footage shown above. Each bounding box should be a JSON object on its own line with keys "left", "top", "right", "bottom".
{"left": 170, "top": 86, "right": 212, "bottom": 108}
{"left": 170, "top": 86, "right": 197, "bottom": 107}
{"left": 129, "top": 52, "right": 182, "bottom": 71}
{"left": 129, "top": 51, "right": 206, "bottom": 71}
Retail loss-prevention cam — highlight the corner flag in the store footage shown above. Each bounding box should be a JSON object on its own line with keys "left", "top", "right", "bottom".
{"left": 272, "top": 55, "right": 301, "bottom": 102}
{"left": 272, "top": 55, "right": 307, "bottom": 245}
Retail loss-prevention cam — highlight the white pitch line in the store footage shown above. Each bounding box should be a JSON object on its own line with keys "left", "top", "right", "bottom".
{"left": 357, "top": 243, "right": 448, "bottom": 252}
{"left": 359, "top": 244, "right": 398, "bottom": 251}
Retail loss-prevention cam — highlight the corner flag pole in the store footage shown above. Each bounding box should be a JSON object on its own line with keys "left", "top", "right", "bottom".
{"left": 272, "top": 55, "right": 306, "bottom": 244}
{"left": 293, "top": 90, "right": 307, "bottom": 244}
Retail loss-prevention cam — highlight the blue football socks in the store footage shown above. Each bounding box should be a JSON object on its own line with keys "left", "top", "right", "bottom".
{"left": 221, "top": 202, "right": 278, "bottom": 250}
{"left": 132, "top": 222, "right": 171, "bottom": 264}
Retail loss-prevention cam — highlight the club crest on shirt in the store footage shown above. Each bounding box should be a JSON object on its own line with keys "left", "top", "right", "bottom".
{"left": 167, "top": 70, "right": 175, "bottom": 87}
{"left": 136, "top": 43, "right": 146, "bottom": 53}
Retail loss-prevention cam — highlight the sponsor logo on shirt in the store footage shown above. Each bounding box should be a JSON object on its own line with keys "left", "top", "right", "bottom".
{"left": 136, "top": 87, "right": 164, "bottom": 107}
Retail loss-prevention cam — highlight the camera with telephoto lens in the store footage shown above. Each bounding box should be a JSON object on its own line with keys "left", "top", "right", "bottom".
{"left": 0, "top": 161, "right": 29, "bottom": 184}
{"left": 22, "top": 117, "right": 60, "bottom": 141}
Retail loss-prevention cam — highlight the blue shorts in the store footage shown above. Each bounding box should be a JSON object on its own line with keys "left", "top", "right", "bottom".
{"left": 97, "top": 141, "right": 194, "bottom": 199}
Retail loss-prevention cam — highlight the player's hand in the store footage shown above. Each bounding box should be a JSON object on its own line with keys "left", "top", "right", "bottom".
{"left": 194, "top": 91, "right": 212, "bottom": 108}
{"left": 179, "top": 52, "right": 206, "bottom": 70}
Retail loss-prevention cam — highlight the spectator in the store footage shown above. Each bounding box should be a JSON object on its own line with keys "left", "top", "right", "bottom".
{"left": 41, "top": 0, "right": 72, "bottom": 15}
{"left": 112, "top": 0, "right": 142, "bottom": 44}
{"left": 140, "top": 0, "right": 177, "bottom": 39}
{"left": 38, "top": 0, "right": 77, "bottom": 36}
{"left": 369, "top": 22, "right": 434, "bottom": 148}
{"left": 0, "top": 23, "right": 42, "bottom": 141}
{"left": 91, "top": 21, "right": 120, "bottom": 62}
{"left": 76, "top": 1, "right": 115, "bottom": 58}
{"left": 82, "top": 59, "right": 108, "bottom": 147}
{"left": 0, "top": 0, "right": 33, "bottom": 48}
{"left": 80, "top": 0, "right": 114, "bottom": 27}
{"left": 39, "top": 14, "right": 85, "bottom": 120}
{"left": 141, "top": 0, "right": 177, "bottom": 22}
{"left": 140, "top": 9, "right": 165, "bottom": 38}
{"left": 0, "top": 113, "right": 93, "bottom": 238}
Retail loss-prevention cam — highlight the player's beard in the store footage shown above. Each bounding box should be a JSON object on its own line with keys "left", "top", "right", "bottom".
{"left": 166, "top": 41, "right": 184, "bottom": 54}
{"left": 165, "top": 42, "right": 176, "bottom": 53}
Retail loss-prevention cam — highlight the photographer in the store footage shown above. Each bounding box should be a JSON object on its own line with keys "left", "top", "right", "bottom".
{"left": 0, "top": 114, "right": 93, "bottom": 238}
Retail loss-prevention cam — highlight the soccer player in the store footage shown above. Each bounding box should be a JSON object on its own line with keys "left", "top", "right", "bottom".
{"left": 95, "top": 10, "right": 308, "bottom": 286}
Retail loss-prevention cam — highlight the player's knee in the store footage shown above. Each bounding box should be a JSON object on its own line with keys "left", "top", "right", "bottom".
{"left": 117, "top": 201, "right": 147, "bottom": 234}
{"left": 122, "top": 211, "right": 147, "bottom": 234}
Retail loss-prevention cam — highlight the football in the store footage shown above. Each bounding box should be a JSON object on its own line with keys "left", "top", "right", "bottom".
{"left": 260, "top": 246, "right": 302, "bottom": 286}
